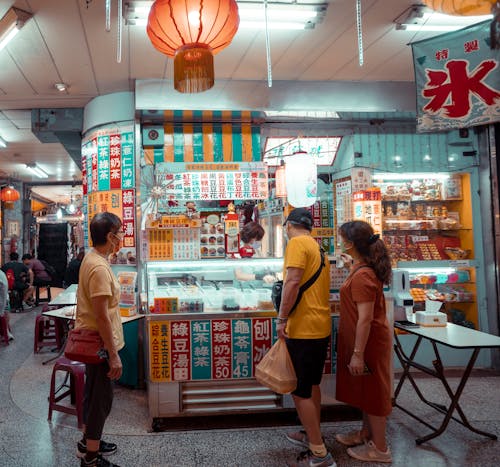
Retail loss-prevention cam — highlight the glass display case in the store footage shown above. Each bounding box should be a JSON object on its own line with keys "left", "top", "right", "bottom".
{"left": 144, "top": 258, "right": 283, "bottom": 314}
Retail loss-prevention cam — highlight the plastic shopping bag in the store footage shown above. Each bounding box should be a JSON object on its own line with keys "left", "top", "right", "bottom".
{"left": 255, "top": 339, "right": 297, "bottom": 394}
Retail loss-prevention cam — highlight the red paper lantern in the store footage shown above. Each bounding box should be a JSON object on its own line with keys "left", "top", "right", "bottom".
{"left": 147, "top": 0, "right": 239, "bottom": 93}
{"left": 423, "top": 0, "right": 496, "bottom": 15}
{"left": 1, "top": 186, "right": 20, "bottom": 204}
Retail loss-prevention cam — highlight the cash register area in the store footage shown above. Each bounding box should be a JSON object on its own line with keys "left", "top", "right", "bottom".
{"left": 1, "top": 307, "right": 498, "bottom": 467}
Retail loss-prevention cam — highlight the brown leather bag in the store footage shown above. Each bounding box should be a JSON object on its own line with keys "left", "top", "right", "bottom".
{"left": 64, "top": 328, "right": 106, "bottom": 364}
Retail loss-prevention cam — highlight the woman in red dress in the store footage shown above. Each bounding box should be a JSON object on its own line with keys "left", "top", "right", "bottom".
{"left": 335, "top": 220, "right": 393, "bottom": 463}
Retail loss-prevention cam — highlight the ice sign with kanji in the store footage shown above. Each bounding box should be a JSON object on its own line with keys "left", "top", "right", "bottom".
{"left": 412, "top": 20, "right": 500, "bottom": 132}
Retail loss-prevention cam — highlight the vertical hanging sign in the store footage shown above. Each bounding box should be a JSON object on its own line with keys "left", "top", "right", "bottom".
{"left": 91, "top": 137, "right": 98, "bottom": 193}
{"left": 109, "top": 133, "right": 122, "bottom": 190}
{"left": 97, "top": 135, "right": 110, "bottom": 191}
{"left": 252, "top": 318, "right": 272, "bottom": 376}
{"left": 122, "top": 189, "right": 135, "bottom": 248}
{"left": 170, "top": 321, "right": 191, "bottom": 381}
{"left": 121, "top": 131, "right": 135, "bottom": 189}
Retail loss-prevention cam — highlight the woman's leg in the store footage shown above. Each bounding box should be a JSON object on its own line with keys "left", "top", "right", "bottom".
{"left": 366, "top": 413, "right": 387, "bottom": 451}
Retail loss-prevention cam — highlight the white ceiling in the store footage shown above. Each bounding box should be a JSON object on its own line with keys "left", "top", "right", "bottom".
{"left": 0, "top": 0, "right": 484, "bottom": 201}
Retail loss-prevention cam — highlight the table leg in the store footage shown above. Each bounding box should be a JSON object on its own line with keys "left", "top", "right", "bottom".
{"left": 415, "top": 345, "right": 498, "bottom": 445}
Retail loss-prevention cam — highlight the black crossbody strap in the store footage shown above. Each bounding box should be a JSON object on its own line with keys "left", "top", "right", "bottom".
{"left": 289, "top": 247, "right": 325, "bottom": 317}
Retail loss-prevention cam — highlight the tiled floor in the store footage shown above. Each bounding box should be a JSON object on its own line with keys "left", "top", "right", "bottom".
{"left": 1, "top": 309, "right": 499, "bottom": 467}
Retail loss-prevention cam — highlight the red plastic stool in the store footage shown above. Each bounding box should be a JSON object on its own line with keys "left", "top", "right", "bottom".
{"left": 0, "top": 314, "right": 9, "bottom": 345}
{"left": 48, "top": 356, "right": 86, "bottom": 428}
{"left": 34, "top": 314, "right": 63, "bottom": 353}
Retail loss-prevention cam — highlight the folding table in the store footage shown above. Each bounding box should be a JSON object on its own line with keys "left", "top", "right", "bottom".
{"left": 393, "top": 321, "right": 500, "bottom": 445}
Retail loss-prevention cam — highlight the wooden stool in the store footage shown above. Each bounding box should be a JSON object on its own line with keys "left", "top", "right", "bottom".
{"left": 34, "top": 314, "right": 63, "bottom": 353}
{"left": 0, "top": 314, "right": 9, "bottom": 345}
{"left": 48, "top": 356, "right": 85, "bottom": 428}
{"left": 35, "top": 284, "right": 52, "bottom": 306}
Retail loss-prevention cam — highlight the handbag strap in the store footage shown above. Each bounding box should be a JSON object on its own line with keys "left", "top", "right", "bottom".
{"left": 289, "top": 247, "right": 326, "bottom": 317}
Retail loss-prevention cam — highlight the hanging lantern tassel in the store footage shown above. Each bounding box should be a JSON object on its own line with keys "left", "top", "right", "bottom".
{"left": 174, "top": 44, "right": 214, "bottom": 93}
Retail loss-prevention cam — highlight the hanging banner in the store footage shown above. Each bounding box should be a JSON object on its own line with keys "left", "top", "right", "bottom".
{"left": 412, "top": 21, "right": 500, "bottom": 132}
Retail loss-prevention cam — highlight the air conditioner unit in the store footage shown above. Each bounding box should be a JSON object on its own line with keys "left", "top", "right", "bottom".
{"left": 142, "top": 126, "right": 164, "bottom": 147}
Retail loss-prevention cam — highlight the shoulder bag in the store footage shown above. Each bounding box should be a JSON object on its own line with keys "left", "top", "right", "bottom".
{"left": 271, "top": 247, "right": 325, "bottom": 315}
{"left": 64, "top": 328, "right": 107, "bottom": 364}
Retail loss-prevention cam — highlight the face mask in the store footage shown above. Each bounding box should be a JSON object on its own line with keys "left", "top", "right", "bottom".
{"left": 339, "top": 240, "right": 352, "bottom": 254}
{"left": 251, "top": 241, "right": 261, "bottom": 250}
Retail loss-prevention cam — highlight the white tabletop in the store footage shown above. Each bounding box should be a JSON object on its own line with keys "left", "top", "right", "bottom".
{"left": 49, "top": 283, "right": 78, "bottom": 306}
{"left": 394, "top": 321, "right": 500, "bottom": 349}
{"left": 43, "top": 305, "right": 144, "bottom": 324}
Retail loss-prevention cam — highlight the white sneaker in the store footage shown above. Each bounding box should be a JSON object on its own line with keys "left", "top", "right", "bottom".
{"left": 7, "top": 331, "right": 14, "bottom": 341}
{"left": 22, "top": 302, "right": 32, "bottom": 310}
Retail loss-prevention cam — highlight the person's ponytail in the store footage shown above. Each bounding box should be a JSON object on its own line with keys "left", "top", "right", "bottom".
{"left": 365, "top": 239, "right": 392, "bottom": 285}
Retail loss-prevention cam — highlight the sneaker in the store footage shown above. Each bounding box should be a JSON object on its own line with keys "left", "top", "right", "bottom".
{"left": 7, "top": 331, "right": 14, "bottom": 341}
{"left": 286, "top": 430, "right": 309, "bottom": 449}
{"left": 288, "top": 450, "right": 336, "bottom": 467}
{"left": 22, "top": 302, "right": 32, "bottom": 310}
{"left": 80, "top": 454, "right": 120, "bottom": 467}
{"left": 334, "top": 430, "right": 364, "bottom": 446}
{"left": 347, "top": 440, "right": 392, "bottom": 463}
{"left": 77, "top": 440, "right": 118, "bottom": 458}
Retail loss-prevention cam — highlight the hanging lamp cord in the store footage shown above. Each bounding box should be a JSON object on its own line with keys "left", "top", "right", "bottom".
{"left": 264, "top": 0, "right": 273, "bottom": 87}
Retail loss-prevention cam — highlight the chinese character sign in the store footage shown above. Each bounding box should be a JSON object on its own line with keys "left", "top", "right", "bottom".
{"left": 412, "top": 21, "right": 500, "bottom": 131}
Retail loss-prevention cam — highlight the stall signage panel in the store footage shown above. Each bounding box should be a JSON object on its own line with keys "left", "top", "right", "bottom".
{"left": 231, "top": 319, "right": 252, "bottom": 378}
{"left": 109, "top": 133, "right": 122, "bottom": 190}
{"left": 97, "top": 135, "right": 110, "bottom": 191}
{"left": 191, "top": 320, "right": 212, "bottom": 380}
{"left": 81, "top": 149, "right": 88, "bottom": 195}
{"left": 91, "top": 137, "right": 98, "bottom": 192}
{"left": 252, "top": 318, "right": 272, "bottom": 375}
{"left": 121, "top": 131, "right": 135, "bottom": 189}
{"left": 170, "top": 321, "right": 191, "bottom": 381}
{"left": 149, "top": 321, "right": 171, "bottom": 382}
{"left": 412, "top": 21, "right": 500, "bottom": 131}
{"left": 212, "top": 320, "right": 232, "bottom": 379}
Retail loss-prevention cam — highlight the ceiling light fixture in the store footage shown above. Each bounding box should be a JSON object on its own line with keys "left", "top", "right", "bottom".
{"left": 0, "top": 7, "right": 32, "bottom": 52}
{"left": 26, "top": 163, "right": 49, "bottom": 179}
{"left": 124, "top": 1, "right": 328, "bottom": 30}
{"left": 0, "top": 135, "right": 7, "bottom": 148}
{"left": 394, "top": 5, "right": 492, "bottom": 32}
{"left": 54, "top": 82, "right": 68, "bottom": 92}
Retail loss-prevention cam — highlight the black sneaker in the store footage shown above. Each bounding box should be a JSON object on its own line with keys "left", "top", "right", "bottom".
{"left": 80, "top": 454, "right": 120, "bottom": 467}
{"left": 77, "top": 439, "right": 118, "bottom": 458}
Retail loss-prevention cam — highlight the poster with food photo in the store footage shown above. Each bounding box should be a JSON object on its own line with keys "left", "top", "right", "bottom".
{"left": 200, "top": 213, "right": 225, "bottom": 258}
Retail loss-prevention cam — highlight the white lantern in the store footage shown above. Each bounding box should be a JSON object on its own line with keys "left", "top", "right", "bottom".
{"left": 285, "top": 151, "right": 317, "bottom": 207}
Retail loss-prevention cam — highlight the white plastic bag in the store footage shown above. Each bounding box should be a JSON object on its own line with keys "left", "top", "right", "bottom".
{"left": 255, "top": 339, "right": 297, "bottom": 394}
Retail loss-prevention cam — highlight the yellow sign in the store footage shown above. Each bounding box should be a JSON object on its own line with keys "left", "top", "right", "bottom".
{"left": 311, "top": 228, "right": 335, "bottom": 237}
{"left": 149, "top": 321, "right": 171, "bottom": 382}
{"left": 148, "top": 229, "right": 173, "bottom": 260}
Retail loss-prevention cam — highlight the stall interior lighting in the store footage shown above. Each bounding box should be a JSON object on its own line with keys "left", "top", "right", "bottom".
{"left": 26, "top": 163, "right": 49, "bottom": 179}
{"left": 0, "top": 7, "right": 32, "bottom": 52}
{"left": 124, "top": 1, "right": 328, "bottom": 30}
{"left": 374, "top": 172, "right": 450, "bottom": 181}
{"left": 395, "top": 5, "right": 492, "bottom": 32}
{"left": 0, "top": 135, "right": 7, "bottom": 148}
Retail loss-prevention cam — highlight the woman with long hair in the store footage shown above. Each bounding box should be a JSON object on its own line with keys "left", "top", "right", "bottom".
{"left": 335, "top": 220, "right": 393, "bottom": 463}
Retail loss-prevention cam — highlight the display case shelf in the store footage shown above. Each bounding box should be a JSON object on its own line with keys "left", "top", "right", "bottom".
{"left": 398, "top": 260, "right": 477, "bottom": 269}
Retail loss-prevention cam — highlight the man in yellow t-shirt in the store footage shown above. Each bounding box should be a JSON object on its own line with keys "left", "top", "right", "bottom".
{"left": 276, "top": 208, "right": 334, "bottom": 467}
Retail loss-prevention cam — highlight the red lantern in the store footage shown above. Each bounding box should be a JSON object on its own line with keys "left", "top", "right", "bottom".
{"left": 1, "top": 186, "right": 21, "bottom": 209}
{"left": 423, "top": 0, "right": 496, "bottom": 15}
{"left": 147, "top": 0, "right": 239, "bottom": 93}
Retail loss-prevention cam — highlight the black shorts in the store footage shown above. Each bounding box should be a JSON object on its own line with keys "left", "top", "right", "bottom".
{"left": 286, "top": 336, "right": 330, "bottom": 399}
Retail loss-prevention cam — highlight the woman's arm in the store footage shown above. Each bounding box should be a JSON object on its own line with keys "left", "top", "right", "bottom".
{"left": 348, "top": 301, "right": 375, "bottom": 375}
{"left": 92, "top": 295, "right": 123, "bottom": 380}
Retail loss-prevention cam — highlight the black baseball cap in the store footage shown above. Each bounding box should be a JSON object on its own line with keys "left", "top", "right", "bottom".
{"left": 283, "top": 208, "right": 313, "bottom": 231}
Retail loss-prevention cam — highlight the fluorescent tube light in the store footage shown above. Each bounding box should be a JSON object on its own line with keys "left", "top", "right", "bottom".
{"left": 0, "top": 7, "right": 32, "bottom": 52}
{"left": 26, "top": 163, "right": 49, "bottom": 179}
{"left": 124, "top": 1, "right": 327, "bottom": 30}
{"left": 0, "top": 135, "right": 7, "bottom": 148}
{"left": 374, "top": 172, "right": 450, "bottom": 181}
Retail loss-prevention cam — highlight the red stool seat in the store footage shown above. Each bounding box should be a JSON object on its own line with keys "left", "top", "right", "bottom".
{"left": 34, "top": 314, "right": 63, "bottom": 353}
{"left": 48, "top": 356, "right": 86, "bottom": 428}
{"left": 0, "top": 314, "right": 9, "bottom": 346}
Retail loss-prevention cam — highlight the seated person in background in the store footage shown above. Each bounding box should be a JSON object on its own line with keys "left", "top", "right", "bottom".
{"left": 1, "top": 252, "right": 34, "bottom": 307}
{"left": 64, "top": 250, "right": 85, "bottom": 287}
{"left": 22, "top": 254, "right": 52, "bottom": 288}
{"left": 0, "top": 269, "right": 14, "bottom": 339}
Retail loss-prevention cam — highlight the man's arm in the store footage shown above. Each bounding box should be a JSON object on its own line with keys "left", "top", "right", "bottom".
{"left": 276, "top": 267, "right": 304, "bottom": 338}
{"left": 92, "top": 295, "right": 123, "bottom": 380}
